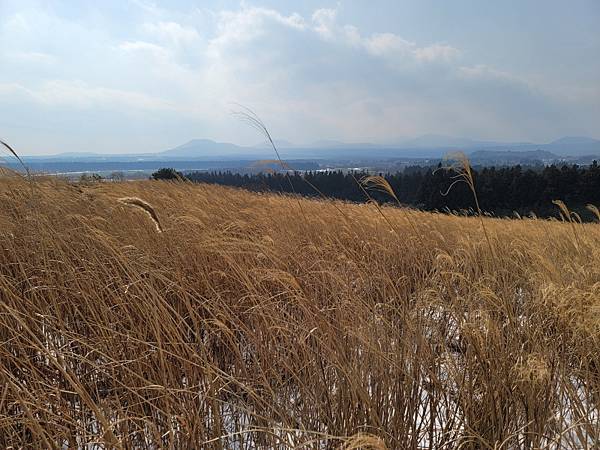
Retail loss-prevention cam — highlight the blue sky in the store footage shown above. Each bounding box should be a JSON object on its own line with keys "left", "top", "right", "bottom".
{"left": 0, "top": 0, "right": 598, "bottom": 155}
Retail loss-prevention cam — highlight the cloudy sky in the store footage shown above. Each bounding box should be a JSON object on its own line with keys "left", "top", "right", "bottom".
{"left": 1, "top": 0, "right": 599, "bottom": 155}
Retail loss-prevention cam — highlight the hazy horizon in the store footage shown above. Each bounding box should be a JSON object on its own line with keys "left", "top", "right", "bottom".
{"left": 1, "top": 0, "right": 599, "bottom": 155}
{"left": 14, "top": 134, "right": 600, "bottom": 158}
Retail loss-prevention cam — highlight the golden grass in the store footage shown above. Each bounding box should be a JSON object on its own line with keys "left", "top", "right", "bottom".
{"left": 0, "top": 176, "right": 599, "bottom": 449}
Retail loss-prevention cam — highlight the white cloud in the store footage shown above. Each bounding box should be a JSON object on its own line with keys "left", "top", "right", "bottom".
{"left": 141, "top": 21, "right": 200, "bottom": 45}
{"left": 458, "top": 64, "right": 516, "bottom": 81}
{"left": 414, "top": 43, "right": 460, "bottom": 62}
{"left": 0, "top": 82, "right": 29, "bottom": 97}
{"left": 365, "top": 33, "right": 414, "bottom": 56}
{"left": 8, "top": 51, "right": 56, "bottom": 65}
{"left": 209, "top": 6, "right": 306, "bottom": 51}
{"left": 119, "top": 40, "right": 168, "bottom": 56}
{"left": 312, "top": 8, "right": 337, "bottom": 39}
{"left": 308, "top": 8, "right": 459, "bottom": 65}
{"left": 0, "top": 80, "right": 176, "bottom": 111}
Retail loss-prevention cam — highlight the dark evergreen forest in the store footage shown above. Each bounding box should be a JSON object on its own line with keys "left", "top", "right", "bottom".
{"left": 179, "top": 162, "right": 600, "bottom": 221}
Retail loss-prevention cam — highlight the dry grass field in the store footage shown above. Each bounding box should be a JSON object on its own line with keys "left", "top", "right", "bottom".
{"left": 0, "top": 174, "right": 599, "bottom": 449}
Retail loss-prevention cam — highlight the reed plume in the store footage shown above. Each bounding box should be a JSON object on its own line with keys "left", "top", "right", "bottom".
{"left": 118, "top": 196, "right": 163, "bottom": 232}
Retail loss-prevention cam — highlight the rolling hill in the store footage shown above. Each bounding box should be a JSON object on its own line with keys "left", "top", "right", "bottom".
{"left": 0, "top": 176, "right": 598, "bottom": 447}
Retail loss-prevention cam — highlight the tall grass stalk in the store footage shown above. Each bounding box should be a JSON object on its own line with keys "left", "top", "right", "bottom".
{"left": 440, "top": 152, "right": 496, "bottom": 259}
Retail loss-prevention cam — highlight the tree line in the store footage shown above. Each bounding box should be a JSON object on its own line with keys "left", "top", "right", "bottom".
{"left": 154, "top": 162, "right": 600, "bottom": 221}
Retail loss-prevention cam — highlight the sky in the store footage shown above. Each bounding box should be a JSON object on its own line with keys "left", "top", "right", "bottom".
{"left": 0, "top": 0, "right": 599, "bottom": 155}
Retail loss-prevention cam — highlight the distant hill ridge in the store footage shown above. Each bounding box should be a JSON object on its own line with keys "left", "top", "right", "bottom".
{"left": 21, "top": 135, "right": 600, "bottom": 160}
{"left": 550, "top": 136, "right": 600, "bottom": 146}
{"left": 158, "top": 136, "right": 600, "bottom": 159}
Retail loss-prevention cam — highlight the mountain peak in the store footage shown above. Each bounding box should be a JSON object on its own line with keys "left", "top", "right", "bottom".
{"left": 160, "top": 139, "right": 246, "bottom": 157}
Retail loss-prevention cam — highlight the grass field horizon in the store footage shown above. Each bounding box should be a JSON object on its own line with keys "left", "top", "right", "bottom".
{"left": 0, "top": 173, "right": 598, "bottom": 448}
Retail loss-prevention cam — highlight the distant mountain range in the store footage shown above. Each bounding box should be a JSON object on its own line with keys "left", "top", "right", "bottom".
{"left": 155, "top": 135, "right": 600, "bottom": 160}
{"left": 20, "top": 135, "right": 600, "bottom": 162}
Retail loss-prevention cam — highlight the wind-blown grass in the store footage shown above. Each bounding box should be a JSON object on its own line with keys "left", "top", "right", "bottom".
{"left": 118, "top": 196, "right": 164, "bottom": 232}
{"left": 0, "top": 175, "right": 599, "bottom": 449}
